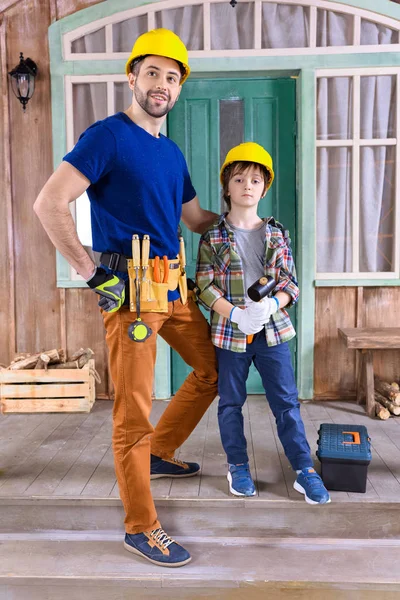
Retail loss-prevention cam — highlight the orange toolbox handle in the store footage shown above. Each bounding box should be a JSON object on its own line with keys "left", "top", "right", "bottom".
{"left": 342, "top": 431, "right": 361, "bottom": 445}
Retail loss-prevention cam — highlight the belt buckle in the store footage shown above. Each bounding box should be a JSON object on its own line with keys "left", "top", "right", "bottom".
{"left": 108, "top": 253, "right": 120, "bottom": 271}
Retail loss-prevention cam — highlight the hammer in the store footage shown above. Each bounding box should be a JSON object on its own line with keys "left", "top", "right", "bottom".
{"left": 246, "top": 275, "right": 277, "bottom": 344}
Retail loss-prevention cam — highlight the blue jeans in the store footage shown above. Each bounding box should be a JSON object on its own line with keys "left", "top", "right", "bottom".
{"left": 216, "top": 333, "right": 312, "bottom": 470}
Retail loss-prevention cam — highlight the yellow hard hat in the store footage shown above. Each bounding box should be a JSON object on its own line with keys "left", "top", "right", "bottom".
{"left": 220, "top": 142, "right": 274, "bottom": 189}
{"left": 125, "top": 28, "right": 190, "bottom": 83}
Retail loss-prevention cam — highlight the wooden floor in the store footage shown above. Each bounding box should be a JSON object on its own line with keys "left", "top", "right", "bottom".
{"left": 0, "top": 397, "right": 400, "bottom": 502}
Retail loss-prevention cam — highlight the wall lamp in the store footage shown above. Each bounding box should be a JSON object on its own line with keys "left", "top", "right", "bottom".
{"left": 8, "top": 53, "right": 38, "bottom": 111}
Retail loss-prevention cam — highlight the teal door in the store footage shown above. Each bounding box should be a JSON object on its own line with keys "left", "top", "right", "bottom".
{"left": 168, "top": 78, "right": 296, "bottom": 394}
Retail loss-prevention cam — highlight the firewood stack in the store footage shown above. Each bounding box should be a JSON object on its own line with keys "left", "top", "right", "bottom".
{"left": 374, "top": 377, "right": 400, "bottom": 420}
{"left": 2, "top": 348, "right": 94, "bottom": 371}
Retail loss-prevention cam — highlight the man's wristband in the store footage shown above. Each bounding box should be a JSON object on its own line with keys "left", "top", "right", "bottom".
{"left": 86, "top": 267, "right": 108, "bottom": 288}
{"left": 85, "top": 266, "right": 98, "bottom": 283}
{"left": 229, "top": 306, "right": 237, "bottom": 321}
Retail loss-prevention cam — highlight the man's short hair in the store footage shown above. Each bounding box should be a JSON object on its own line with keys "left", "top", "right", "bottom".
{"left": 129, "top": 55, "right": 186, "bottom": 80}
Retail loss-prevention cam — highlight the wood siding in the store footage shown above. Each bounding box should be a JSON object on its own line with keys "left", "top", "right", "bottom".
{"left": 314, "top": 287, "right": 400, "bottom": 399}
{"left": 1, "top": 0, "right": 399, "bottom": 400}
{"left": 0, "top": 0, "right": 108, "bottom": 397}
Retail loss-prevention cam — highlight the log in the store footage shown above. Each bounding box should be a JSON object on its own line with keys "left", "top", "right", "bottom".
{"left": 375, "top": 402, "right": 390, "bottom": 420}
{"left": 49, "top": 349, "right": 94, "bottom": 370}
{"left": 374, "top": 391, "right": 400, "bottom": 416}
{"left": 374, "top": 377, "right": 400, "bottom": 406}
{"left": 9, "top": 349, "right": 60, "bottom": 370}
{"left": 57, "top": 349, "right": 66, "bottom": 363}
{"left": 35, "top": 354, "right": 51, "bottom": 370}
{"left": 10, "top": 353, "right": 31, "bottom": 364}
{"left": 69, "top": 347, "right": 86, "bottom": 362}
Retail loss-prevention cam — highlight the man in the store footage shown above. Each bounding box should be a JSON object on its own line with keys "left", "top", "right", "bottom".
{"left": 34, "top": 28, "right": 218, "bottom": 568}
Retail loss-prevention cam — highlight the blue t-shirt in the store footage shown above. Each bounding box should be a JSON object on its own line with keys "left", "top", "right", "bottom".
{"left": 63, "top": 112, "right": 196, "bottom": 261}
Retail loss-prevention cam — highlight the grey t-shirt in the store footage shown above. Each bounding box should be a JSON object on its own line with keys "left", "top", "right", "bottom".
{"left": 228, "top": 220, "right": 266, "bottom": 298}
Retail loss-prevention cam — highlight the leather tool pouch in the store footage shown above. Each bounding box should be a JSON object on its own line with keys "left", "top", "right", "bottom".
{"left": 128, "top": 258, "right": 180, "bottom": 313}
{"left": 178, "top": 271, "right": 188, "bottom": 305}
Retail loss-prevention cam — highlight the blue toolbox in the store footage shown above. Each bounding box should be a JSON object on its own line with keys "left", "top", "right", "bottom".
{"left": 316, "top": 424, "right": 372, "bottom": 493}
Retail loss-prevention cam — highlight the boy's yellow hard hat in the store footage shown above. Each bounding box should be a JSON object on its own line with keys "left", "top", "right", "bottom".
{"left": 220, "top": 142, "right": 274, "bottom": 189}
{"left": 125, "top": 28, "right": 190, "bottom": 83}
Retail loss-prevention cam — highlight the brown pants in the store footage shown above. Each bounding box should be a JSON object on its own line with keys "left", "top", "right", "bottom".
{"left": 101, "top": 297, "right": 218, "bottom": 534}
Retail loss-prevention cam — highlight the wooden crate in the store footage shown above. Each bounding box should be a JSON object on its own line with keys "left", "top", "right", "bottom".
{"left": 0, "top": 359, "right": 96, "bottom": 414}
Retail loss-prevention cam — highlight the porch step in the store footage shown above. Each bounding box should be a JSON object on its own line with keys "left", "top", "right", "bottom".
{"left": 1, "top": 534, "right": 400, "bottom": 599}
{"left": 2, "top": 497, "right": 400, "bottom": 598}
{"left": 1, "top": 497, "right": 400, "bottom": 539}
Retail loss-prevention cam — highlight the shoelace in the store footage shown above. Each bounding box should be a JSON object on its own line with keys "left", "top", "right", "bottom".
{"left": 170, "top": 458, "right": 186, "bottom": 466}
{"left": 150, "top": 528, "right": 175, "bottom": 550}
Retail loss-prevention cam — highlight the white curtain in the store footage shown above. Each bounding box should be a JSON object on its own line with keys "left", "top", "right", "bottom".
{"left": 71, "top": 8, "right": 397, "bottom": 273}
{"left": 262, "top": 4, "right": 309, "bottom": 48}
{"left": 359, "top": 75, "right": 396, "bottom": 272}
{"left": 317, "top": 10, "right": 353, "bottom": 46}
{"left": 317, "top": 69, "right": 396, "bottom": 273}
{"left": 71, "top": 30, "right": 108, "bottom": 144}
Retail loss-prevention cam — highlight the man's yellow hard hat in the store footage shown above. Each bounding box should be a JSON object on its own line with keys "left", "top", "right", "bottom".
{"left": 125, "top": 28, "right": 190, "bottom": 83}
{"left": 220, "top": 142, "right": 274, "bottom": 189}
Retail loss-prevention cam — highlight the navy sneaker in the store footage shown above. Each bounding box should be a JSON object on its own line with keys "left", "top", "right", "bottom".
{"left": 150, "top": 454, "right": 200, "bottom": 479}
{"left": 124, "top": 528, "right": 191, "bottom": 567}
{"left": 293, "top": 467, "right": 331, "bottom": 504}
{"left": 227, "top": 463, "right": 256, "bottom": 497}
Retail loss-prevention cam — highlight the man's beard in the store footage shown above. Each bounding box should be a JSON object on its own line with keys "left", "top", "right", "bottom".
{"left": 134, "top": 83, "right": 176, "bottom": 118}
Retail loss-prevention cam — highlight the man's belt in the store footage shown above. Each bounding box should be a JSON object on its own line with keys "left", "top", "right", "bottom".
{"left": 100, "top": 252, "right": 180, "bottom": 273}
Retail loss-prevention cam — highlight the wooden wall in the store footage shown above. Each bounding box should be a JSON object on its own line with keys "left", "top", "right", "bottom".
{"left": 1, "top": 0, "right": 399, "bottom": 401}
{"left": 0, "top": 0, "right": 110, "bottom": 397}
{"left": 314, "top": 287, "right": 400, "bottom": 399}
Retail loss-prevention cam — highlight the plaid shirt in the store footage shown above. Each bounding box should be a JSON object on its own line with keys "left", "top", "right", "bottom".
{"left": 195, "top": 214, "right": 299, "bottom": 353}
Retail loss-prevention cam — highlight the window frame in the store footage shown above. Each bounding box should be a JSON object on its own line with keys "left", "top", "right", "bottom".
{"left": 315, "top": 66, "right": 400, "bottom": 283}
{"left": 61, "top": 0, "right": 400, "bottom": 60}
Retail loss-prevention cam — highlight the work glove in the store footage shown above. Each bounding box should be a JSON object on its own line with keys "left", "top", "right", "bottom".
{"left": 86, "top": 267, "right": 125, "bottom": 313}
{"left": 230, "top": 306, "right": 265, "bottom": 335}
{"left": 246, "top": 297, "right": 279, "bottom": 324}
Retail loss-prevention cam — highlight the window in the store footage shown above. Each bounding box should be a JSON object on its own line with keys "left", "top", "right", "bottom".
{"left": 316, "top": 69, "right": 399, "bottom": 279}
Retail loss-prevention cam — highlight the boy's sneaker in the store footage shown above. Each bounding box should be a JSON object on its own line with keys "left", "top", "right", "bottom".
{"left": 227, "top": 463, "right": 256, "bottom": 497}
{"left": 150, "top": 454, "right": 200, "bottom": 479}
{"left": 124, "top": 528, "right": 191, "bottom": 567}
{"left": 294, "top": 467, "right": 331, "bottom": 505}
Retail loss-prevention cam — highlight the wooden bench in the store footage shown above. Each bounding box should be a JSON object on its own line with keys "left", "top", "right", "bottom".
{"left": 338, "top": 328, "right": 400, "bottom": 418}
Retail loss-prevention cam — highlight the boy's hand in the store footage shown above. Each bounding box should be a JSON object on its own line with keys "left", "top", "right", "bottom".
{"left": 246, "top": 297, "right": 279, "bottom": 324}
{"left": 87, "top": 267, "right": 126, "bottom": 313}
{"left": 230, "top": 306, "right": 265, "bottom": 335}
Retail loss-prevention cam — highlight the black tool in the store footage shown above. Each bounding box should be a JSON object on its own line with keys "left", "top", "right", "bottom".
{"left": 247, "top": 275, "right": 276, "bottom": 302}
{"left": 246, "top": 276, "right": 277, "bottom": 344}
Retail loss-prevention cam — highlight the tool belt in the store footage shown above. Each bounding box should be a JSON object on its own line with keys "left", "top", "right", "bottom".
{"left": 113, "top": 234, "right": 188, "bottom": 314}
{"left": 100, "top": 253, "right": 130, "bottom": 272}
{"left": 100, "top": 252, "right": 180, "bottom": 275}
{"left": 128, "top": 257, "right": 184, "bottom": 313}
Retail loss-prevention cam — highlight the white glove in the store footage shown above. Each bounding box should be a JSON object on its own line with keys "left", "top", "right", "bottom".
{"left": 230, "top": 306, "right": 265, "bottom": 335}
{"left": 246, "top": 297, "right": 279, "bottom": 324}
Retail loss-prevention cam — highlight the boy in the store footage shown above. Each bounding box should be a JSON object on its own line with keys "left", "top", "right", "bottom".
{"left": 195, "top": 142, "right": 330, "bottom": 504}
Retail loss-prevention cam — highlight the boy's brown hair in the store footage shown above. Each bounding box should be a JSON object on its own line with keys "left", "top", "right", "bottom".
{"left": 221, "top": 161, "right": 271, "bottom": 210}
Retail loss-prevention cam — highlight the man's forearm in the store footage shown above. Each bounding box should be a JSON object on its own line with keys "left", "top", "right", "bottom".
{"left": 34, "top": 195, "right": 95, "bottom": 280}
{"left": 191, "top": 210, "right": 218, "bottom": 235}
